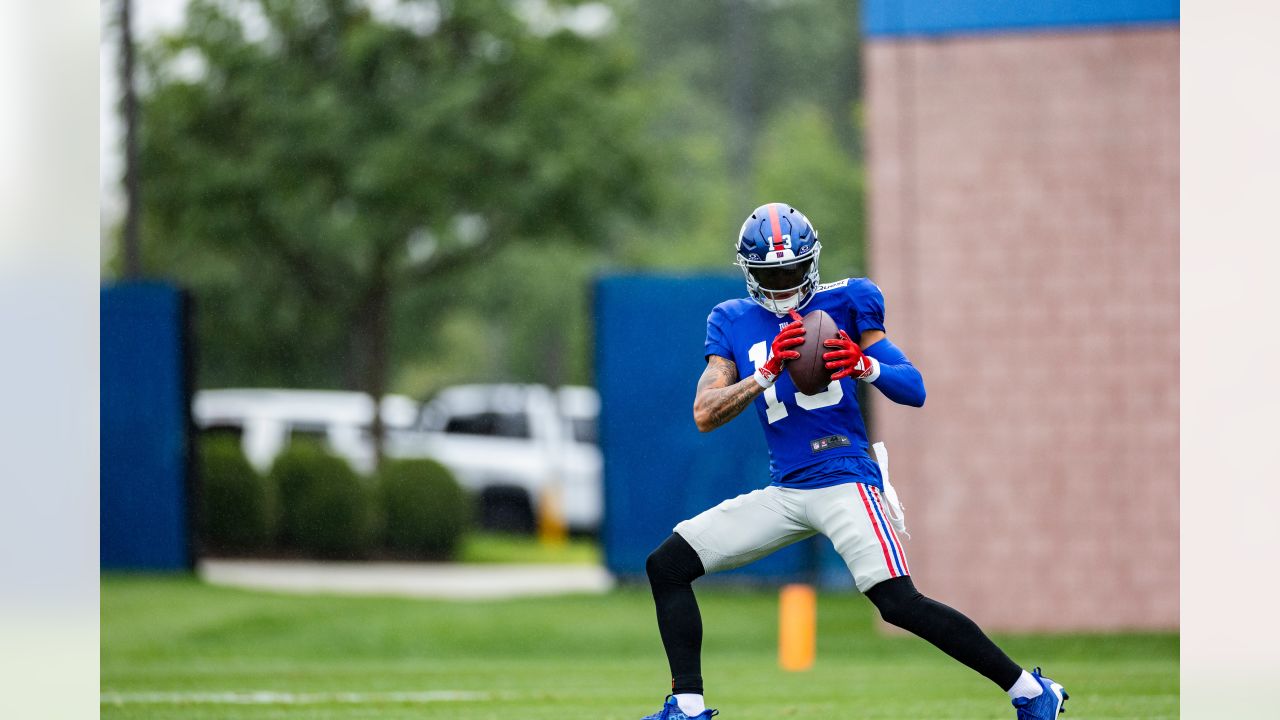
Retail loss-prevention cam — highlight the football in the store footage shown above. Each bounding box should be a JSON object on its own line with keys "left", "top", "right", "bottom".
{"left": 789, "top": 308, "right": 840, "bottom": 395}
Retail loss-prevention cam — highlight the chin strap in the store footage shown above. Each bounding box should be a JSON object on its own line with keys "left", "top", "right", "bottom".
{"left": 764, "top": 289, "right": 815, "bottom": 316}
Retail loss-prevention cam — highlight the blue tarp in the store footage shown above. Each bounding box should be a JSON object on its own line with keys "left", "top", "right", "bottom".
{"left": 101, "top": 282, "right": 192, "bottom": 570}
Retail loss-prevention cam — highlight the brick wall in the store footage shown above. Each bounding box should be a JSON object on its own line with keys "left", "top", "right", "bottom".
{"left": 864, "top": 27, "right": 1178, "bottom": 631}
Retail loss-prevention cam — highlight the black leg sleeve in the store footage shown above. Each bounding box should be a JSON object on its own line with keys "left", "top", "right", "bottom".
{"left": 646, "top": 533, "right": 707, "bottom": 695}
{"left": 865, "top": 576, "right": 1023, "bottom": 691}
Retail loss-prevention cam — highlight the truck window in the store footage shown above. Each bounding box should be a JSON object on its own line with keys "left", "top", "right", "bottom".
{"left": 569, "top": 417, "right": 597, "bottom": 445}
{"left": 444, "top": 412, "right": 530, "bottom": 439}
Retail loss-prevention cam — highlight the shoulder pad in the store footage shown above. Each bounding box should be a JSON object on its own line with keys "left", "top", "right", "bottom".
{"left": 815, "top": 278, "right": 850, "bottom": 293}
{"left": 711, "top": 297, "right": 755, "bottom": 320}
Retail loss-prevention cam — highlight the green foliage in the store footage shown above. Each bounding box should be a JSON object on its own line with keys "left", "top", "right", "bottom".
{"left": 377, "top": 459, "right": 469, "bottom": 559}
{"left": 754, "top": 104, "right": 867, "bottom": 277}
{"left": 602, "top": 1, "right": 870, "bottom": 278}
{"left": 269, "top": 441, "right": 378, "bottom": 558}
{"left": 198, "top": 434, "right": 274, "bottom": 553}
{"left": 630, "top": 0, "right": 862, "bottom": 134}
{"left": 112, "top": 0, "right": 873, "bottom": 394}
{"left": 133, "top": 0, "right": 659, "bottom": 391}
{"left": 394, "top": 241, "right": 597, "bottom": 395}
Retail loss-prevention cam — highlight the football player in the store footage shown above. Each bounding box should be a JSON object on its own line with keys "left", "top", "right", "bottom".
{"left": 640, "top": 203, "right": 1067, "bottom": 720}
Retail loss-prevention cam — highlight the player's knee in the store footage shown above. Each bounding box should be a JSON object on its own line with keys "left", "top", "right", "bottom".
{"left": 645, "top": 547, "right": 665, "bottom": 585}
{"left": 645, "top": 543, "right": 683, "bottom": 586}
{"left": 875, "top": 596, "right": 912, "bottom": 628}
{"left": 865, "top": 576, "right": 922, "bottom": 628}
{"left": 646, "top": 533, "right": 705, "bottom": 586}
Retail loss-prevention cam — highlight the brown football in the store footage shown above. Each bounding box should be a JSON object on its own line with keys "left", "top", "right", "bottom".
{"left": 789, "top": 308, "right": 840, "bottom": 395}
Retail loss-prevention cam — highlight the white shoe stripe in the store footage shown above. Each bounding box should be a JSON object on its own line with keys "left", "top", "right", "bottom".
{"left": 1049, "top": 683, "right": 1064, "bottom": 712}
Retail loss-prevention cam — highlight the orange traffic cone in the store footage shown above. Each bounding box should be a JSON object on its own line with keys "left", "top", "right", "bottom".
{"left": 778, "top": 583, "right": 816, "bottom": 671}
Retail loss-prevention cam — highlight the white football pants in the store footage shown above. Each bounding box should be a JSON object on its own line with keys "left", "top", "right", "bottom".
{"left": 674, "top": 482, "right": 910, "bottom": 592}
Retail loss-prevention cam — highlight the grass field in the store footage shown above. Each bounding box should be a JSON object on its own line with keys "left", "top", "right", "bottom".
{"left": 459, "top": 532, "right": 602, "bottom": 565}
{"left": 102, "top": 574, "right": 1178, "bottom": 720}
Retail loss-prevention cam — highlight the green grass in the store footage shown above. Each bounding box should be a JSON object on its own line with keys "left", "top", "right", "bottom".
{"left": 101, "top": 574, "right": 1177, "bottom": 719}
{"left": 459, "top": 532, "right": 602, "bottom": 564}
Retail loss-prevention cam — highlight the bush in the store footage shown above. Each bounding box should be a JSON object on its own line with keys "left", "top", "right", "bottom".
{"left": 270, "top": 442, "right": 378, "bottom": 559}
{"left": 199, "top": 435, "right": 274, "bottom": 554}
{"left": 378, "top": 459, "right": 470, "bottom": 559}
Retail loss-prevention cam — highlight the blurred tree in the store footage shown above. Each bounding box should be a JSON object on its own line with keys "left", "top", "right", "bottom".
{"left": 136, "top": 0, "right": 656, "bottom": 461}
{"left": 114, "top": 0, "right": 871, "bottom": 419}
{"left": 753, "top": 104, "right": 867, "bottom": 277}
{"left": 622, "top": 0, "right": 867, "bottom": 274}
{"left": 117, "top": 0, "right": 143, "bottom": 278}
{"left": 393, "top": 241, "right": 597, "bottom": 398}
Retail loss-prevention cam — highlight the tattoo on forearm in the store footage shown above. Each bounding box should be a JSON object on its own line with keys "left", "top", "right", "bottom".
{"left": 694, "top": 356, "right": 763, "bottom": 431}
{"left": 696, "top": 357, "right": 738, "bottom": 392}
{"left": 703, "top": 380, "right": 760, "bottom": 428}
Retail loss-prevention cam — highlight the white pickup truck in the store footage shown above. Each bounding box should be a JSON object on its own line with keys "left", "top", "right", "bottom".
{"left": 389, "top": 384, "right": 603, "bottom": 534}
{"left": 192, "top": 389, "right": 419, "bottom": 476}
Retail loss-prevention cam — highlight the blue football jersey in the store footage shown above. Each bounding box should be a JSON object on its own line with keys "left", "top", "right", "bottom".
{"left": 704, "top": 278, "right": 888, "bottom": 489}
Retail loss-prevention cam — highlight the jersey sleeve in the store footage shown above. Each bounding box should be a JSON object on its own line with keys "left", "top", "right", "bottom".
{"left": 704, "top": 304, "right": 733, "bottom": 360}
{"left": 849, "top": 279, "right": 887, "bottom": 336}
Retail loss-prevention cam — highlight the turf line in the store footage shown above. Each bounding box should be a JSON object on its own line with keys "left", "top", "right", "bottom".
{"left": 100, "top": 690, "right": 493, "bottom": 705}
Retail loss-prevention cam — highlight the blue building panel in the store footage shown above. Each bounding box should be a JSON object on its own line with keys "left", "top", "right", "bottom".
{"left": 864, "top": 0, "right": 1179, "bottom": 38}
{"left": 594, "top": 274, "right": 850, "bottom": 587}
{"left": 101, "top": 282, "right": 193, "bottom": 570}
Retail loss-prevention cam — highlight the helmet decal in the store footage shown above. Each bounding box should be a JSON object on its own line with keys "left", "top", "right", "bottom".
{"left": 767, "top": 204, "right": 787, "bottom": 254}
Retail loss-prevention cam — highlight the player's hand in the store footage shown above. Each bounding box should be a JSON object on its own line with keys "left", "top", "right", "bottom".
{"left": 758, "top": 309, "right": 806, "bottom": 384}
{"left": 823, "top": 329, "right": 877, "bottom": 381}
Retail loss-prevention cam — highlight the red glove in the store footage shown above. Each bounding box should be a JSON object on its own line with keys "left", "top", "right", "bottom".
{"left": 754, "top": 309, "right": 806, "bottom": 388}
{"left": 823, "top": 329, "right": 878, "bottom": 381}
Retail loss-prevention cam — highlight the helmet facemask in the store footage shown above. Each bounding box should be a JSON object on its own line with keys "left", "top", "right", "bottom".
{"left": 736, "top": 243, "right": 822, "bottom": 315}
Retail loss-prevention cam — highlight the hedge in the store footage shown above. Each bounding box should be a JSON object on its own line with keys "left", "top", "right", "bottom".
{"left": 199, "top": 435, "right": 274, "bottom": 554}
{"left": 269, "top": 441, "right": 378, "bottom": 559}
{"left": 378, "top": 458, "right": 470, "bottom": 559}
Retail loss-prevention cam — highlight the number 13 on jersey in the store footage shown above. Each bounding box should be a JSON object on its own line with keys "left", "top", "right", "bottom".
{"left": 748, "top": 340, "right": 844, "bottom": 424}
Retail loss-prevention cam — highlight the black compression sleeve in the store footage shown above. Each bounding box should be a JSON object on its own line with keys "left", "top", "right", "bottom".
{"left": 646, "top": 533, "right": 706, "bottom": 695}
{"left": 865, "top": 576, "right": 1023, "bottom": 691}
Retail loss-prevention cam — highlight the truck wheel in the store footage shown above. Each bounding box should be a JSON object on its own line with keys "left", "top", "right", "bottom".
{"left": 479, "top": 487, "right": 535, "bottom": 534}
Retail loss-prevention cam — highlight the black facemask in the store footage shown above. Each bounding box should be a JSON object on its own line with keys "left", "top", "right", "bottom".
{"left": 749, "top": 259, "right": 812, "bottom": 291}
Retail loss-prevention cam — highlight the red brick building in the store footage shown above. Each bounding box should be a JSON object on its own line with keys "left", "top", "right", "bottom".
{"left": 863, "top": 2, "right": 1179, "bottom": 630}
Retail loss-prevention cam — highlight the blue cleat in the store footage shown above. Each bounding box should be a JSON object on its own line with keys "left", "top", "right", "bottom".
{"left": 640, "top": 695, "right": 718, "bottom": 720}
{"left": 1011, "top": 667, "right": 1068, "bottom": 719}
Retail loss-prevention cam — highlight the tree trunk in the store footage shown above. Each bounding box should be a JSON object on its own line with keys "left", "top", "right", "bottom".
{"left": 119, "top": 0, "right": 142, "bottom": 277}
{"left": 544, "top": 327, "right": 563, "bottom": 389}
{"left": 726, "top": 0, "right": 755, "bottom": 206}
{"left": 352, "top": 268, "right": 392, "bottom": 470}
